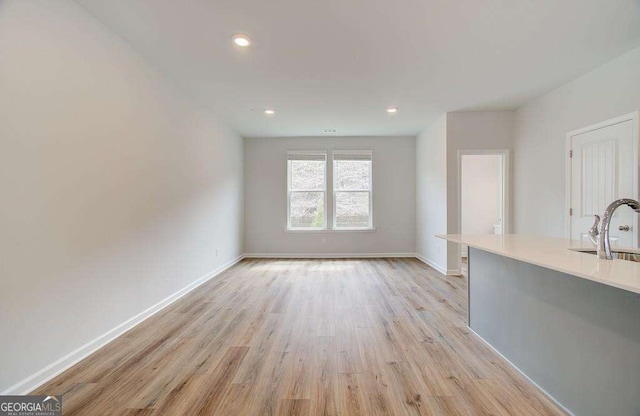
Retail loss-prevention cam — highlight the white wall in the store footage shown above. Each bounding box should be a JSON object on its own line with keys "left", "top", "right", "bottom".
{"left": 0, "top": 1, "right": 243, "bottom": 393}
{"left": 447, "top": 111, "right": 513, "bottom": 230}
{"left": 416, "top": 115, "right": 449, "bottom": 271}
{"left": 514, "top": 46, "right": 640, "bottom": 237}
{"left": 416, "top": 112, "right": 513, "bottom": 272}
{"left": 461, "top": 155, "right": 502, "bottom": 235}
{"left": 446, "top": 111, "right": 513, "bottom": 270}
{"left": 244, "top": 136, "right": 416, "bottom": 255}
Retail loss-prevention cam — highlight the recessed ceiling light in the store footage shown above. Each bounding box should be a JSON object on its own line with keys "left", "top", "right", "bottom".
{"left": 232, "top": 33, "right": 252, "bottom": 47}
{"left": 387, "top": 107, "right": 398, "bottom": 114}
{"left": 264, "top": 109, "right": 275, "bottom": 115}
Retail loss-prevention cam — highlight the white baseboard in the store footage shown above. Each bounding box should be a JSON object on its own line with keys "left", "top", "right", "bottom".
{"left": 1, "top": 255, "right": 245, "bottom": 396}
{"left": 5, "top": 252, "right": 459, "bottom": 395}
{"left": 467, "top": 327, "right": 574, "bottom": 416}
{"left": 243, "top": 252, "right": 416, "bottom": 259}
{"left": 414, "top": 254, "right": 459, "bottom": 275}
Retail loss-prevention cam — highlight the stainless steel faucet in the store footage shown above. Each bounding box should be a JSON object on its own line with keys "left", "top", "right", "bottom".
{"left": 588, "top": 198, "right": 640, "bottom": 260}
{"left": 587, "top": 214, "right": 600, "bottom": 246}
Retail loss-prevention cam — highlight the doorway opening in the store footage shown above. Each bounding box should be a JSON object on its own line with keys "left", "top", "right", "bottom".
{"left": 458, "top": 150, "right": 509, "bottom": 275}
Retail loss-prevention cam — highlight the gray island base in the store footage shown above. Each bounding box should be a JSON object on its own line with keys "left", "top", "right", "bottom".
{"left": 468, "top": 248, "right": 640, "bottom": 416}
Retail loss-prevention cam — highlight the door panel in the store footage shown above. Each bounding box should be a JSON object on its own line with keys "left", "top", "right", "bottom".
{"left": 570, "top": 120, "right": 635, "bottom": 247}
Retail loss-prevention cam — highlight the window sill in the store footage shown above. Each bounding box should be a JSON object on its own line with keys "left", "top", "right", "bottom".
{"left": 284, "top": 228, "right": 376, "bottom": 233}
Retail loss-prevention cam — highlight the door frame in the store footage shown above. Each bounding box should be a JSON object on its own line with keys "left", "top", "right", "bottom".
{"left": 457, "top": 149, "right": 510, "bottom": 268}
{"left": 565, "top": 111, "right": 640, "bottom": 243}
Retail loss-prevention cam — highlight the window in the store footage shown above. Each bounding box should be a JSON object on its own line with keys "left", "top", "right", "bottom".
{"left": 333, "top": 151, "right": 373, "bottom": 229}
{"left": 287, "top": 152, "right": 327, "bottom": 229}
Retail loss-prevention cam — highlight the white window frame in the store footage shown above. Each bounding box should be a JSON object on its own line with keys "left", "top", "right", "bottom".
{"left": 332, "top": 150, "right": 374, "bottom": 230}
{"left": 286, "top": 151, "right": 328, "bottom": 230}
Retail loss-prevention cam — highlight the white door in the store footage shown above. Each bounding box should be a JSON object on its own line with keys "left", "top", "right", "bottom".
{"left": 570, "top": 119, "right": 637, "bottom": 247}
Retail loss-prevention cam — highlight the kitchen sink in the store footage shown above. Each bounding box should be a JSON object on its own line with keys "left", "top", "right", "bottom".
{"left": 569, "top": 247, "right": 640, "bottom": 262}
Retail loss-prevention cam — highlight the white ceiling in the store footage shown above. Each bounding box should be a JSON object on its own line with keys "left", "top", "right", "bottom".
{"left": 77, "top": 0, "right": 640, "bottom": 137}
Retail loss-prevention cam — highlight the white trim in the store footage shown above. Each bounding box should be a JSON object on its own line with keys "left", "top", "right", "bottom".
{"left": 283, "top": 227, "right": 376, "bottom": 233}
{"left": 244, "top": 252, "right": 414, "bottom": 259}
{"left": 415, "top": 254, "right": 460, "bottom": 275}
{"left": 2, "top": 255, "right": 245, "bottom": 396}
{"left": 331, "top": 150, "right": 374, "bottom": 157}
{"left": 565, "top": 112, "right": 640, "bottom": 245}
{"left": 565, "top": 133, "right": 573, "bottom": 240}
{"left": 456, "top": 149, "right": 510, "bottom": 274}
{"left": 467, "top": 327, "right": 575, "bottom": 416}
{"left": 4, "top": 253, "right": 467, "bottom": 395}
{"left": 246, "top": 252, "right": 460, "bottom": 276}
{"left": 286, "top": 150, "right": 328, "bottom": 158}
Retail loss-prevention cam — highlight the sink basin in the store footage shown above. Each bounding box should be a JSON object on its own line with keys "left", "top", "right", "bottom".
{"left": 569, "top": 247, "right": 640, "bottom": 262}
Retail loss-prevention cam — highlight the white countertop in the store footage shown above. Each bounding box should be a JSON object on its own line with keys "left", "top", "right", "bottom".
{"left": 437, "top": 234, "right": 640, "bottom": 295}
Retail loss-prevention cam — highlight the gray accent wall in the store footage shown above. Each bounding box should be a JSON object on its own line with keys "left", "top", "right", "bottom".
{"left": 244, "top": 136, "right": 416, "bottom": 256}
{"left": 469, "top": 248, "right": 640, "bottom": 416}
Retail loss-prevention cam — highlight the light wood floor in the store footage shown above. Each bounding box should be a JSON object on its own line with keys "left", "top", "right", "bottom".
{"left": 35, "top": 258, "right": 565, "bottom": 415}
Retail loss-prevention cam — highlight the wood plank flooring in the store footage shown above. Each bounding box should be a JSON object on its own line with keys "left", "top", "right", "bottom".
{"left": 34, "top": 258, "right": 566, "bottom": 415}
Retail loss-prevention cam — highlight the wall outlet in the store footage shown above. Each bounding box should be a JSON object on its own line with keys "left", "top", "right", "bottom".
{"left": 215, "top": 248, "right": 219, "bottom": 257}
{"left": 321, "top": 237, "right": 327, "bottom": 244}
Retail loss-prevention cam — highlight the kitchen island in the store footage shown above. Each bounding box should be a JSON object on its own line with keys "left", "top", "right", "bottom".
{"left": 438, "top": 234, "right": 640, "bottom": 416}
